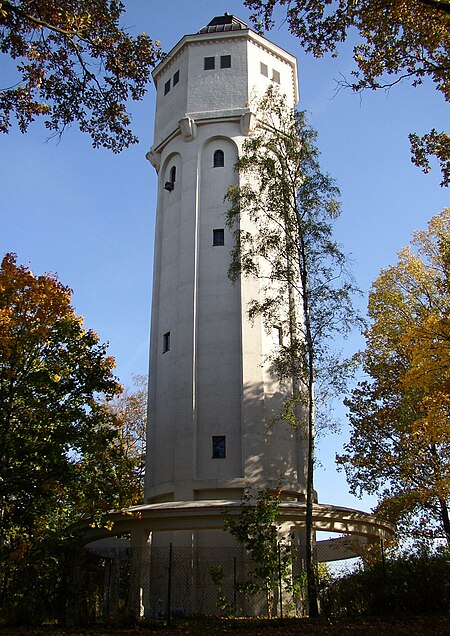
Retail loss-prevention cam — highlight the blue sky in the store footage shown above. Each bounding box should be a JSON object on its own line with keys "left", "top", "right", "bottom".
{"left": 1, "top": 1, "right": 448, "bottom": 513}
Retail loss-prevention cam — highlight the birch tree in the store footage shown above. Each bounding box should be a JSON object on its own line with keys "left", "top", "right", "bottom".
{"left": 226, "top": 88, "right": 360, "bottom": 616}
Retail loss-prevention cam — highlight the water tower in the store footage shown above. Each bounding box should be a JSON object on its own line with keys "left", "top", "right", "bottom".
{"left": 83, "top": 14, "right": 392, "bottom": 566}
{"left": 145, "top": 14, "right": 305, "bottom": 546}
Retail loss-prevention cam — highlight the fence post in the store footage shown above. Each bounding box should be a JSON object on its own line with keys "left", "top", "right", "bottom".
{"left": 277, "top": 542, "right": 283, "bottom": 622}
{"left": 380, "top": 537, "right": 387, "bottom": 610}
{"left": 233, "top": 555, "right": 237, "bottom": 615}
{"left": 166, "top": 543, "right": 173, "bottom": 625}
{"left": 380, "top": 538, "right": 386, "bottom": 584}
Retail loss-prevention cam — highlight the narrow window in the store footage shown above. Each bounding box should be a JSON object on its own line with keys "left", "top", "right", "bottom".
{"left": 173, "top": 69, "right": 180, "bottom": 86}
{"left": 272, "top": 69, "right": 280, "bottom": 84}
{"left": 163, "top": 331, "right": 170, "bottom": 353}
{"left": 212, "top": 436, "right": 226, "bottom": 459}
{"left": 273, "top": 325, "right": 283, "bottom": 346}
{"left": 213, "top": 229, "right": 225, "bottom": 246}
{"left": 260, "top": 62, "right": 268, "bottom": 77}
{"left": 220, "top": 55, "right": 231, "bottom": 69}
{"left": 164, "top": 79, "right": 171, "bottom": 95}
{"left": 165, "top": 166, "right": 176, "bottom": 191}
{"left": 204, "top": 56, "right": 215, "bottom": 70}
{"left": 213, "top": 149, "right": 224, "bottom": 168}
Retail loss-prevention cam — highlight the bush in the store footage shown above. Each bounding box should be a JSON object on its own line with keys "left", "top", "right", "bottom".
{"left": 320, "top": 546, "right": 450, "bottom": 617}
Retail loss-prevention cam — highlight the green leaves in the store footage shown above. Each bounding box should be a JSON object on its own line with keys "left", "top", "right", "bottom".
{"left": 245, "top": 0, "right": 450, "bottom": 185}
{"left": 226, "top": 87, "right": 360, "bottom": 617}
{"left": 0, "top": 1, "right": 163, "bottom": 151}
{"left": 225, "top": 488, "right": 292, "bottom": 617}
{"left": 0, "top": 253, "right": 138, "bottom": 556}
{"left": 340, "top": 209, "right": 450, "bottom": 544}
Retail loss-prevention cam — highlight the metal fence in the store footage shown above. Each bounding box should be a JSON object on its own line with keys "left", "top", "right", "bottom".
{"left": 64, "top": 543, "right": 315, "bottom": 623}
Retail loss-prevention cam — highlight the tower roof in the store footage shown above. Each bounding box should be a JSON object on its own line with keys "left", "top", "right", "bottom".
{"left": 198, "top": 13, "right": 248, "bottom": 33}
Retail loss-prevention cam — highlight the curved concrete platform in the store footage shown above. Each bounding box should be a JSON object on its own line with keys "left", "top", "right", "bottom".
{"left": 78, "top": 500, "right": 394, "bottom": 562}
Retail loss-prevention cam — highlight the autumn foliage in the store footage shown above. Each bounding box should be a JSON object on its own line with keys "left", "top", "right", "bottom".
{"left": 339, "top": 210, "right": 450, "bottom": 543}
{"left": 0, "top": 0, "right": 163, "bottom": 150}
{"left": 0, "top": 254, "right": 143, "bottom": 585}
{"left": 245, "top": 0, "right": 450, "bottom": 185}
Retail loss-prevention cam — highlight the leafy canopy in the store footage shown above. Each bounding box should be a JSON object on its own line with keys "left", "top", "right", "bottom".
{"left": 339, "top": 209, "right": 450, "bottom": 544}
{"left": 103, "top": 373, "right": 148, "bottom": 505}
{"left": 0, "top": 0, "right": 163, "bottom": 151}
{"left": 0, "top": 253, "right": 141, "bottom": 557}
{"left": 245, "top": 0, "right": 450, "bottom": 185}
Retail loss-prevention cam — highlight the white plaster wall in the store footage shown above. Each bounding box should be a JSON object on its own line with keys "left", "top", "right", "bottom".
{"left": 153, "top": 52, "right": 189, "bottom": 148}
{"left": 146, "top": 24, "right": 305, "bottom": 512}
{"left": 186, "top": 38, "right": 248, "bottom": 114}
{"left": 247, "top": 38, "right": 297, "bottom": 107}
{"left": 196, "top": 134, "right": 241, "bottom": 481}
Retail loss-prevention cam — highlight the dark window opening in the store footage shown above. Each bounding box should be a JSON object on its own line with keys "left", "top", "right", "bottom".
{"left": 213, "top": 149, "right": 224, "bottom": 168}
{"left": 204, "top": 56, "right": 215, "bottom": 70}
{"left": 173, "top": 69, "right": 180, "bottom": 85}
{"left": 213, "top": 229, "right": 225, "bottom": 246}
{"left": 165, "top": 166, "right": 176, "bottom": 192}
{"left": 220, "top": 55, "right": 231, "bottom": 69}
{"left": 163, "top": 331, "right": 170, "bottom": 353}
{"left": 272, "top": 69, "right": 280, "bottom": 84}
{"left": 260, "top": 62, "right": 268, "bottom": 77}
{"left": 274, "top": 325, "right": 283, "bottom": 345}
{"left": 212, "top": 435, "right": 226, "bottom": 459}
{"left": 164, "top": 79, "right": 171, "bottom": 95}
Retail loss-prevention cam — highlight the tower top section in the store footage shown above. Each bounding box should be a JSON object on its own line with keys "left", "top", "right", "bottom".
{"left": 151, "top": 14, "right": 298, "bottom": 150}
{"left": 198, "top": 14, "right": 248, "bottom": 33}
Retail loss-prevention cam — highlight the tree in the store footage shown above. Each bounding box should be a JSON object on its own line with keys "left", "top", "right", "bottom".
{"left": 104, "top": 373, "right": 148, "bottom": 505}
{"left": 0, "top": 253, "right": 142, "bottom": 566}
{"left": 225, "top": 487, "right": 293, "bottom": 618}
{"left": 226, "top": 88, "right": 360, "bottom": 616}
{"left": 0, "top": 1, "right": 163, "bottom": 151}
{"left": 244, "top": 0, "right": 450, "bottom": 185}
{"left": 338, "top": 209, "right": 450, "bottom": 545}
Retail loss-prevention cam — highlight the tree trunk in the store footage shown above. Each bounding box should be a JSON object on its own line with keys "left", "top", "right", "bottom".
{"left": 439, "top": 496, "right": 450, "bottom": 545}
{"left": 299, "top": 234, "right": 319, "bottom": 618}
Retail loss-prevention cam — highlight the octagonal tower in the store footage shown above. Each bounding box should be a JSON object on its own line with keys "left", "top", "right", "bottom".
{"left": 145, "top": 14, "right": 305, "bottom": 543}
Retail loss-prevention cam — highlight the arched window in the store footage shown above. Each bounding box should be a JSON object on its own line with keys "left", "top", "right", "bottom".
{"left": 164, "top": 165, "right": 176, "bottom": 191}
{"left": 213, "top": 149, "right": 224, "bottom": 168}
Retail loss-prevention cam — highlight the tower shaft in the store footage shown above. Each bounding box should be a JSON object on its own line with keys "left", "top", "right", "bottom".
{"left": 145, "top": 15, "right": 306, "bottom": 513}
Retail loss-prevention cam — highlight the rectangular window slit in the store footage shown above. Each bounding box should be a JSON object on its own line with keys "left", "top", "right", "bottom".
{"left": 204, "top": 56, "right": 215, "bottom": 70}
{"left": 163, "top": 331, "right": 170, "bottom": 353}
{"left": 212, "top": 436, "right": 226, "bottom": 459}
{"left": 213, "top": 229, "right": 225, "bottom": 246}
{"left": 220, "top": 55, "right": 231, "bottom": 69}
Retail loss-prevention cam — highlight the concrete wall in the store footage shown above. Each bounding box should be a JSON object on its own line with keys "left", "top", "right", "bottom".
{"left": 146, "top": 21, "right": 306, "bottom": 519}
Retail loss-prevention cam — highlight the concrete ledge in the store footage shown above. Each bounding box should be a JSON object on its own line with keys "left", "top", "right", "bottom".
{"left": 75, "top": 500, "right": 394, "bottom": 560}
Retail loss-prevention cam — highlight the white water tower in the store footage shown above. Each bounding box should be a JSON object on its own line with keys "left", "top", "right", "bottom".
{"left": 83, "top": 14, "right": 393, "bottom": 590}
{"left": 144, "top": 14, "right": 306, "bottom": 545}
